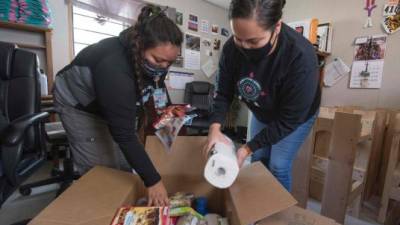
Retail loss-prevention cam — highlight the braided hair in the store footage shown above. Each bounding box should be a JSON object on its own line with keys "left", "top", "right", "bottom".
{"left": 126, "top": 4, "right": 183, "bottom": 138}
{"left": 128, "top": 4, "right": 182, "bottom": 94}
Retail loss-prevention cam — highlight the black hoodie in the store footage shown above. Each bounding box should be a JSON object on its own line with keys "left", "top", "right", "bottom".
{"left": 211, "top": 24, "right": 321, "bottom": 151}
{"left": 55, "top": 30, "right": 162, "bottom": 187}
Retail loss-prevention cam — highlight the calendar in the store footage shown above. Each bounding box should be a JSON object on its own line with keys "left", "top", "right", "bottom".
{"left": 350, "top": 35, "right": 387, "bottom": 89}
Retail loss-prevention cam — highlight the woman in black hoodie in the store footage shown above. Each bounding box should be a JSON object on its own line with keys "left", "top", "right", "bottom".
{"left": 204, "top": 0, "right": 320, "bottom": 191}
{"left": 53, "top": 5, "right": 182, "bottom": 206}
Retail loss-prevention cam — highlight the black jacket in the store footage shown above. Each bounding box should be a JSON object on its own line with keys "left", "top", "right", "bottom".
{"left": 211, "top": 24, "right": 321, "bottom": 151}
{"left": 55, "top": 30, "right": 161, "bottom": 187}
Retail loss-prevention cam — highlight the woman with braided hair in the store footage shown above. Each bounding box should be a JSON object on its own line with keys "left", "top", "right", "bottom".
{"left": 53, "top": 4, "right": 182, "bottom": 206}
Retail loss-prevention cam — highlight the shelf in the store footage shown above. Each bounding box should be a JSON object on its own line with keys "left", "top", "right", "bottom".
{"left": 0, "top": 20, "right": 52, "bottom": 33}
{"left": 16, "top": 42, "right": 46, "bottom": 49}
{"left": 0, "top": 20, "right": 54, "bottom": 92}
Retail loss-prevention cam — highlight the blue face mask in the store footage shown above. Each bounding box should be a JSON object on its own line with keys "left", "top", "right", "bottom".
{"left": 142, "top": 59, "right": 169, "bottom": 78}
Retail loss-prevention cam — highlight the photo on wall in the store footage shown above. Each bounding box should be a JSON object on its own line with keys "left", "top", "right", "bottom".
{"left": 188, "top": 14, "right": 199, "bottom": 32}
{"left": 211, "top": 24, "right": 219, "bottom": 35}
{"left": 202, "top": 38, "right": 212, "bottom": 47}
{"left": 213, "top": 38, "right": 221, "bottom": 50}
{"left": 186, "top": 34, "right": 201, "bottom": 52}
{"left": 175, "top": 11, "right": 183, "bottom": 26}
{"left": 221, "top": 27, "right": 230, "bottom": 37}
{"left": 189, "top": 14, "right": 198, "bottom": 22}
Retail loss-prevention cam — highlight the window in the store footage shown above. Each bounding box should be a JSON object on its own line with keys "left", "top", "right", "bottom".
{"left": 72, "top": 6, "right": 130, "bottom": 56}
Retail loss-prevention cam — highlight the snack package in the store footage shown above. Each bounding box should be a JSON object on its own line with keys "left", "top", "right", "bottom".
{"left": 153, "top": 105, "right": 197, "bottom": 152}
{"left": 110, "top": 207, "right": 169, "bottom": 225}
{"left": 170, "top": 192, "right": 194, "bottom": 209}
{"left": 176, "top": 215, "right": 199, "bottom": 225}
{"left": 170, "top": 207, "right": 204, "bottom": 220}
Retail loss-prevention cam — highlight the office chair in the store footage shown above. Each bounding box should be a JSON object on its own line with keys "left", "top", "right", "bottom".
{"left": 0, "top": 41, "right": 49, "bottom": 206}
{"left": 0, "top": 42, "right": 79, "bottom": 208}
{"left": 19, "top": 120, "right": 80, "bottom": 197}
{"left": 183, "top": 81, "right": 214, "bottom": 135}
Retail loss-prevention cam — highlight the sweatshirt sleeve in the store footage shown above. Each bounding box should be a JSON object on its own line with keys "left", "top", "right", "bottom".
{"left": 93, "top": 60, "right": 161, "bottom": 187}
{"left": 247, "top": 52, "right": 319, "bottom": 152}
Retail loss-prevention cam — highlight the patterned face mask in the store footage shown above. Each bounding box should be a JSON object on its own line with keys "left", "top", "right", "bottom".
{"left": 142, "top": 59, "right": 169, "bottom": 78}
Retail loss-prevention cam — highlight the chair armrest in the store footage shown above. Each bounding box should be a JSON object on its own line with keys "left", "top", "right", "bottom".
{"left": 1, "top": 112, "right": 49, "bottom": 145}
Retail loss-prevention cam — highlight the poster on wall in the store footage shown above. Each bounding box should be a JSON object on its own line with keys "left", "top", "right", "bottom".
{"left": 382, "top": 0, "right": 400, "bottom": 34}
{"left": 221, "top": 28, "right": 230, "bottom": 37}
{"left": 211, "top": 24, "right": 219, "bottom": 35}
{"left": 202, "top": 58, "right": 217, "bottom": 78}
{"left": 213, "top": 38, "right": 221, "bottom": 50}
{"left": 287, "top": 18, "right": 319, "bottom": 44}
{"left": 200, "top": 19, "right": 210, "bottom": 33}
{"left": 202, "top": 38, "right": 212, "bottom": 47}
{"left": 383, "top": 0, "right": 399, "bottom": 16}
{"left": 323, "top": 58, "right": 350, "bottom": 87}
{"left": 350, "top": 35, "right": 387, "bottom": 89}
{"left": 184, "top": 33, "right": 201, "bottom": 70}
{"left": 188, "top": 14, "right": 198, "bottom": 32}
{"left": 175, "top": 11, "right": 183, "bottom": 26}
{"left": 168, "top": 71, "right": 194, "bottom": 90}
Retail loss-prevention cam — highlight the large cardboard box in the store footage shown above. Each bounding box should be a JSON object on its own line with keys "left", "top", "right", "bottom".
{"left": 30, "top": 136, "right": 339, "bottom": 225}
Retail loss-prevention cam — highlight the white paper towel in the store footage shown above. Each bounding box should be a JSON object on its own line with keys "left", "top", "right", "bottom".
{"left": 204, "top": 136, "right": 239, "bottom": 189}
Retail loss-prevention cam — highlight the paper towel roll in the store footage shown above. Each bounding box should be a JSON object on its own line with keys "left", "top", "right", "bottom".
{"left": 204, "top": 136, "right": 239, "bottom": 189}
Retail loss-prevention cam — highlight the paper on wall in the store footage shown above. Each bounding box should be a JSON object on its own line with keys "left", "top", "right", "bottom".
{"left": 323, "top": 58, "right": 350, "bottom": 87}
{"left": 184, "top": 49, "right": 201, "bottom": 70}
{"left": 169, "top": 71, "right": 194, "bottom": 90}
{"left": 350, "top": 34, "right": 387, "bottom": 89}
{"left": 200, "top": 19, "right": 210, "bottom": 33}
{"left": 201, "top": 59, "right": 217, "bottom": 78}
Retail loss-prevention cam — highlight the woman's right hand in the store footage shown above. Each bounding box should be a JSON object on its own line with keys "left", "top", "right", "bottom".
{"left": 147, "top": 180, "right": 169, "bottom": 207}
{"left": 203, "top": 123, "right": 230, "bottom": 157}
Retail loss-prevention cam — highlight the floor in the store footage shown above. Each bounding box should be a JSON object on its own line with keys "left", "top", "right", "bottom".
{"left": 0, "top": 163, "right": 58, "bottom": 225}
{"left": 0, "top": 162, "right": 384, "bottom": 225}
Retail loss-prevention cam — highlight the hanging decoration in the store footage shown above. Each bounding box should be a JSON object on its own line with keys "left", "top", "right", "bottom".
{"left": 364, "top": 0, "right": 377, "bottom": 28}
{"left": 382, "top": 0, "right": 400, "bottom": 34}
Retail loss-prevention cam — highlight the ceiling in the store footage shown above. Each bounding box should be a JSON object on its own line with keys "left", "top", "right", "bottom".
{"left": 204, "top": 0, "right": 230, "bottom": 9}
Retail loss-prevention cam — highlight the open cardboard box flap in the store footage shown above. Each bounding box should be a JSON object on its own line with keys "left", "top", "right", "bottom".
{"left": 29, "top": 167, "right": 140, "bottom": 225}
{"left": 30, "top": 136, "right": 297, "bottom": 225}
{"left": 259, "top": 206, "right": 338, "bottom": 225}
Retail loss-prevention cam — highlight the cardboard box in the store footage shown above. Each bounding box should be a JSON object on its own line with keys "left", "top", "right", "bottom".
{"left": 30, "top": 136, "right": 339, "bottom": 225}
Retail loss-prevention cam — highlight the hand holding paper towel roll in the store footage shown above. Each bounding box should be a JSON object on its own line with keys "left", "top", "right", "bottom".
{"left": 204, "top": 136, "right": 239, "bottom": 189}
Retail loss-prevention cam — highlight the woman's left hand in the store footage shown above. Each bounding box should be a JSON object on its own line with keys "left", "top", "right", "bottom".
{"left": 236, "top": 145, "right": 252, "bottom": 168}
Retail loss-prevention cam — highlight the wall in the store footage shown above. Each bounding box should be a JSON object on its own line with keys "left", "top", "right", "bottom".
{"left": 48, "top": 0, "right": 71, "bottom": 76}
{"left": 283, "top": 0, "right": 400, "bottom": 109}
{"left": 144, "top": 0, "right": 231, "bottom": 103}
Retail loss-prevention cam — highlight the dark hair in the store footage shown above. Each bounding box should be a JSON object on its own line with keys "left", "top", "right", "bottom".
{"left": 126, "top": 4, "right": 183, "bottom": 136}
{"left": 128, "top": 4, "right": 183, "bottom": 91}
{"left": 228, "top": 0, "right": 286, "bottom": 30}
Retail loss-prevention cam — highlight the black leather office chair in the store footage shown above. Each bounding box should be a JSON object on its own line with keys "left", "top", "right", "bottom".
{"left": 184, "top": 81, "right": 214, "bottom": 135}
{"left": 0, "top": 42, "right": 79, "bottom": 210}
{"left": 0, "top": 42, "right": 49, "bottom": 206}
